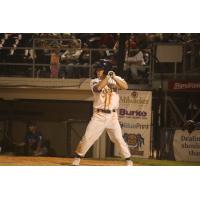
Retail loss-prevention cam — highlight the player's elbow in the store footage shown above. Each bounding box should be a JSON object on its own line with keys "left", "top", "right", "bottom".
{"left": 122, "top": 82, "right": 128, "bottom": 90}
{"left": 123, "top": 84, "right": 128, "bottom": 90}
{"left": 120, "top": 83, "right": 128, "bottom": 90}
{"left": 118, "top": 80, "right": 128, "bottom": 89}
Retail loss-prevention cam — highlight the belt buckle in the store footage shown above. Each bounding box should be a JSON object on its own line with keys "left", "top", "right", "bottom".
{"left": 105, "top": 110, "right": 111, "bottom": 113}
{"left": 97, "top": 109, "right": 112, "bottom": 114}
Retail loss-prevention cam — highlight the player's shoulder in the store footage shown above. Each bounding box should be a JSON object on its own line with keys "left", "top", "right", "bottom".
{"left": 90, "top": 78, "right": 100, "bottom": 85}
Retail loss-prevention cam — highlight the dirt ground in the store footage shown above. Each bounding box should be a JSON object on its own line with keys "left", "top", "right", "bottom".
{"left": 0, "top": 156, "right": 134, "bottom": 166}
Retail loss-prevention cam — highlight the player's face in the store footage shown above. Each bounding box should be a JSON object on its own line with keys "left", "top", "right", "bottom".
{"left": 96, "top": 68, "right": 105, "bottom": 79}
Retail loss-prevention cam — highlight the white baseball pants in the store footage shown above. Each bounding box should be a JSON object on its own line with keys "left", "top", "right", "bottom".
{"left": 75, "top": 111, "right": 131, "bottom": 159}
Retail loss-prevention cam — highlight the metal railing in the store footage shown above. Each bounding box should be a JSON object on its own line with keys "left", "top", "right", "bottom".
{"left": 1, "top": 38, "right": 200, "bottom": 82}
{"left": 0, "top": 37, "right": 152, "bottom": 81}
{"left": 0, "top": 47, "right": 116, "bottom": 79}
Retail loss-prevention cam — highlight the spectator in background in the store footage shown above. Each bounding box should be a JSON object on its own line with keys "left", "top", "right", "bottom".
{"left": 125, "top": 34, "right": 137, "bottom": 49}
{"left": 50, "top": 49, "right": 60, "bottom": 78}
{"left": 24, "top": 122, "right": 48, "bottom": 156}
{"left": 60, "top": 40, "right": 82, "bottom": 78}
{"left": 135, "top": 34, "right": 148, "bottom": 49}
{"left": 79, "top": 43, "right": 90, "bottom": 64}
{"left": 113, "top": 34, "right": 120, "bottom": 51}
{"left": 124, "top": 49, "right": 145, "bottom": 82}
{"left": 23, "top": 34, "right": 35, "bottom": 60}
{"left": 146, "top": 33, "right": 162, "bottom": 44}
{"left": 99, "top": 33, "right": 115, "bottom": 48}
{"left": 60, "top": 39, "right": 82, "bottom": 62}
{"left": 124, "top": 34, "right": 150, "bottom": 83}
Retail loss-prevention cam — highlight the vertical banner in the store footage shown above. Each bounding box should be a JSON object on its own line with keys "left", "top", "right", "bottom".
{"left": 116, "top": 90, "right": 152, "bottom": 158}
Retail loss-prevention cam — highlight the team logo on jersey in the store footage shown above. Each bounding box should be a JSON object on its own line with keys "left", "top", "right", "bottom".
{"left": 102, "top": 88, "right": 112, "bottom": 94}
{"left": 102, "top": 86, "right": 117, "bottom": 94}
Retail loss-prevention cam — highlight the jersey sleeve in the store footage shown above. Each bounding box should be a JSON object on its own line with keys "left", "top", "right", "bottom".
{"left": 115, "top": 76, "right": 126, "bottom": 83}
{"left": 115, "top": 76, "right": 128, "bottom": 90}
{"left": 90, "top": 79, "right": 100, "bottom": 93}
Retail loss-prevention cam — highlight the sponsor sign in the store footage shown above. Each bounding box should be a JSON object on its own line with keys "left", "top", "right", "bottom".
{"left": 115, "top": 90, "right": 152, "bottom": 158}
{"left": 173, "top": 130, "right": 200, "bottom": 162}
{"left": 168, "top": 81, "right": 200, "bottom": 91}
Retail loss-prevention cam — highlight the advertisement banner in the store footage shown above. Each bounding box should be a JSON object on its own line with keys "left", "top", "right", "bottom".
{"left": 173, "top": 130, "right": 200, "bottom": 162}
{"left": 168, "top": 81, "right": 200, "bottom": 91}
{"left": 115, "top": 90, "right": 152, "bottom": 158}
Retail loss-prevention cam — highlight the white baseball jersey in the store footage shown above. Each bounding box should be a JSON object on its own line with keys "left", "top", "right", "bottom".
{"left": 74, "top": 76, "right": 131, "bottom": 159}
{"left": 90, "top": 76, "right": 125, "bottom": 110}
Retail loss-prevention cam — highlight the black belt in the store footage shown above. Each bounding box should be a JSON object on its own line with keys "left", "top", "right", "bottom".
{"left": 97, "top": 109, "right": 116, "bottom": 113}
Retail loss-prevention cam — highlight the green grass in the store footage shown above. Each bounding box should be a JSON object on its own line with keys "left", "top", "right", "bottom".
{"left": 0, "top": 156, "right": 200, "bottom": 166}
{"left": 133, "top": 157, "right": 200, "bottom": 166}
{"left": 105, "top": 157, "right": 200, "bottom": 166}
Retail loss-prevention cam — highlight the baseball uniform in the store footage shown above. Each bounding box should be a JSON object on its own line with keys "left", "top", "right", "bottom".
{"left": 75, "top": 76, "right": 131, "bottom": 159}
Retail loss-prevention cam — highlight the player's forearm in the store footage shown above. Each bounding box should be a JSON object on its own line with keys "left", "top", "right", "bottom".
{"left": 95, "top": 76, "right": 109, "bottom": 91}
{"left": 113, "top": 76, "right": 128, "bottom": 90}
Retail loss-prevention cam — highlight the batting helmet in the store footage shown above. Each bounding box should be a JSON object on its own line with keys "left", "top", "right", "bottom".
{"left": 93, "top": 59, "right": 113, "bottom": 74}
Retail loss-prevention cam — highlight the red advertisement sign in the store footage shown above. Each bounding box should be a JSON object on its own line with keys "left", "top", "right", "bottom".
{"left": 168, "top": 81, "right": 200, "bottom": 91}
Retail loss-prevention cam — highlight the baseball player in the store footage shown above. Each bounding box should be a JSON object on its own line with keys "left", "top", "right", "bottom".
{"left": 72, "top": 61, "right": 133, "bottom": 166}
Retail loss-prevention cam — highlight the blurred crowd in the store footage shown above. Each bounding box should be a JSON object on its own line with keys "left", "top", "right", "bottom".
{"left": 0, "top": 33, "right": 199, "bottom": 82}
{"left": 1, "top": 33, "right": 199, "bottom": 61}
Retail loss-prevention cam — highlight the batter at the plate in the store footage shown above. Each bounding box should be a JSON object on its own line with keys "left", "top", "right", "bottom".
{"left": 72, "top": 61, "right": 133, "bottom": 166}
